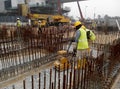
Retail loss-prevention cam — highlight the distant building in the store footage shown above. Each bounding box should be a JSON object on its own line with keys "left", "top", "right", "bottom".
{"left": 0, "top": 0, "right": 85, "bottom": 23}
{"left": 0, "top": 0, "right": 6, "bottom": 13}
{"left": 0, "top": 0, "right": 85, "bottom": 15}
{"left": 104, "top": 15, "right": 120, "bottom": 27}
{"left": 96, "top": 15, "right": 120, "bottom": 31}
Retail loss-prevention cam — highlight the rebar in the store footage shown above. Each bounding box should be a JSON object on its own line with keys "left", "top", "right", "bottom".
{"left": 0, "top": 25, "right": 120, "bottom": 89}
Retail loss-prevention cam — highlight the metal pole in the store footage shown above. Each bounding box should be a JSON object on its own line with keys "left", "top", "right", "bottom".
{"left": 77, "top": 0, "right": 84, "bottom": 21}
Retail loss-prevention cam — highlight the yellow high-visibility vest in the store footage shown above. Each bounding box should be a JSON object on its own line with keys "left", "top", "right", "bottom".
{"left": 77, "top": 28, "right": 89, "bottom": 50}
{"left": 17, "top": 20, "right": 21, "bottom": 27}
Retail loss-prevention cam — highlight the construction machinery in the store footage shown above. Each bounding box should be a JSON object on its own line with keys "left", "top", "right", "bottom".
{"left": 18, "top": 0, "right": 71, "bottom": 70}
{"left": 77, "top": 0, "right": 84, "bottom": 21}
{"left": 18, "top": 0, "right": 70, "bottom": 27}
{"left": 27, "top": 13, "right": 70, "bottom": 27}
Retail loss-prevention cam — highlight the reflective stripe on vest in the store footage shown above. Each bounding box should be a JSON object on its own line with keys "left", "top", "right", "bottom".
{"left": 78, "top": 39, "right": 87, "bottom": 42}
{"left": 77, "top": 28, "right": 89, "bottom": 50}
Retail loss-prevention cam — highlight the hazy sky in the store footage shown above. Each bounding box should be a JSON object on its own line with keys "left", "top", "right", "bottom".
{"left": 63, "top": 0, "right": 120, "bottom": 19}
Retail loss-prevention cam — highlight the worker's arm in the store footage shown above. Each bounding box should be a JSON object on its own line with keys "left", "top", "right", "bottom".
{"left": 73, "top": 30, "right": 80, "bottom": 53}
{"left": 75, "top": 30, "right": 80, "bottom": 43}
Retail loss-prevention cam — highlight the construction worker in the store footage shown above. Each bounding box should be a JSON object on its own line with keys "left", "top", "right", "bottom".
{"left": 91, "top": 20, "right": 97, "bottom": 30}
{"left": 16, "top": 18, "right": 21, "bottom": 28}
{"left": 73, "top": 21, "right": 96, "bottom": 59}
{"left": 38, "top": 20, "right": 42, "bottom": 33}
{"left": 16, "top": 18, "right": 22, "bottom": 41}
{"left": 28, "top": 19, "right": 31, "bottom": 26}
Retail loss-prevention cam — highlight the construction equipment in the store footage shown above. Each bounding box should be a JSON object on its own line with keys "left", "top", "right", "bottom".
{"left": 27, "top": 13, "right": 70, "bottom": 27}
{"left": 21, "top": 0, "right": 70, "bottom": 26}
{"left": 54, "top": 50, "right": 70, "bottom": 71}
{"left": 76, "top": 0, "right": 84, "bottom": 21}
{"left": 17, "top": 0, "right": 70, "bottom": 27}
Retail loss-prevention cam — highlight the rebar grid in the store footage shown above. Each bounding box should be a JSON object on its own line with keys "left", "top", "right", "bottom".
{"left": 0, "top": 25, "right": 120, "bottom": 89}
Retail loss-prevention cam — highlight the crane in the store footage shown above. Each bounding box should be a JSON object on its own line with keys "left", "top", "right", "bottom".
{"left": 24, "top": 0, "right": 28, "bottom": 4}
{"left": 24, "top": 0, "right": 30, "bottom": 13}
{"left": 21, "top": 0, "right": 70, "bottom": 27}
{"left": 57, "top": 0, "right": 61, "bottom": 15}
{"left": 76, "top": 0, "right": 84, "bottom": 21}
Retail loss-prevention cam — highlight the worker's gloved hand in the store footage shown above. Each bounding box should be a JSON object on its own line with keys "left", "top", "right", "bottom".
{"left": 73, "top": 47, "right": 77, "bottom": 53}
{"left": 73, "top": 48, "right": 77, "bottom": 57}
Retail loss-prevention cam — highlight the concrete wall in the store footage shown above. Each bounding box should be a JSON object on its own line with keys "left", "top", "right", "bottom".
{"left": 11, "top": 0, "right": 24, "bottom": 8}
{"left": 104, "top": 17, "right": 120, "bottom": 27}
{"left": 50, "top": 0, "right": 85, "bottom": 3}
{"left": 29, "top": 0, "right": 46, "bottom": 6}
{"left": 0, "top": 0, "right": 6, "bottom": 13}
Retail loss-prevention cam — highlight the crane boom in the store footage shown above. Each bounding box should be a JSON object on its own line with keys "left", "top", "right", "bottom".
{"left": 77, "top": 0, "right": 84, "bottom": 21}
{"left": 22, "top": 0, "right": 70, "bottom": 27}
{"left": 24, "top": 0, "right": 28, "bottom": 4}
{"left": 58, "top": 0, "right": 61, "bottom": 15}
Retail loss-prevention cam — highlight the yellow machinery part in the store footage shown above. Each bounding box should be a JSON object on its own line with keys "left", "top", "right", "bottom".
{"left": 54, "top": 57, "right": 70, "bottom": 71}
{"left": 76, "top": 59, "right": 87, "bottom": 69}
{"left": 57, "top": 50, "right": 67, "bottom": 55}
{"left": 28, "top": 13, "right": 70, "bottom": 27}
{"left": 60, "top": 57, "right": 68, "bottom": 64}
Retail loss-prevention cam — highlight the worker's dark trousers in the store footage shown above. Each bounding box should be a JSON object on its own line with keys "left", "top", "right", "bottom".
{"left": 39, "top": 27, "right": 42, "bottom": 33}
{"left": 16, "top": 27, "right": 22, "bottom": 42}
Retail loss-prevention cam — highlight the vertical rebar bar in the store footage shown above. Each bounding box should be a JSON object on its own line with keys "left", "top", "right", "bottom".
{"left": 39, "top": 73, "right": 41, "bottom": 89}
{"left": 31, "top": 75, "right": 34, "bottom": 89}
{"left": 23, "top": 80, "right": 26, "bottom": 89}
{"left": 44, "top": 71, "right": 46, "bottom": 89}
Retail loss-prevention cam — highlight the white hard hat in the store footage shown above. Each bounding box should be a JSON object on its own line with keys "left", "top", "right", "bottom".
{"left": 38, "top": 20, "right": 41, "bottom": 23}
{"left": 17, "top": 18, "right": 20, "bottom": 20}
